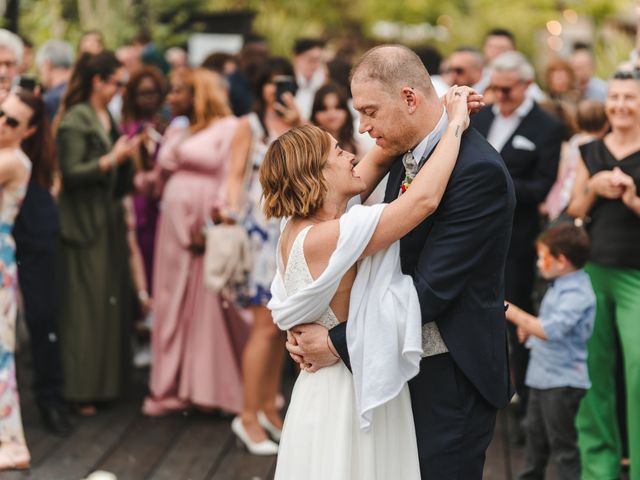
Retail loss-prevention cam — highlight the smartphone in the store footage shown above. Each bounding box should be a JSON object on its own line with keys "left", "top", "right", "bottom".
{"left": 274, "top": 75, "right": 297, "bottom": 107}
{"left": 19, "top": 76, "right": 37, "bottom": 92}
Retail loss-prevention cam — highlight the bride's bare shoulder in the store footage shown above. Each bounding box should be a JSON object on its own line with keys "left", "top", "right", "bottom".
{"left": 303, "top": 219, "right": 340, "bottom": 266}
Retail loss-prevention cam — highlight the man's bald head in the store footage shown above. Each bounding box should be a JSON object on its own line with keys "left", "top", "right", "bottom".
{"left": 351, "top": 45, "right": 436, "bottom": 98}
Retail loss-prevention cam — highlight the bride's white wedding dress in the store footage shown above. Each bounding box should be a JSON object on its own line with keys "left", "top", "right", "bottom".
{"left": 274, "top": 226, "right": 421, "bottom": 480}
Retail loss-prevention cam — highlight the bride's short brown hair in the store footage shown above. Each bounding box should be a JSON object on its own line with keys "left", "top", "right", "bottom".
{"left": 260, "top": 125, "right": 332, "bottom": 219}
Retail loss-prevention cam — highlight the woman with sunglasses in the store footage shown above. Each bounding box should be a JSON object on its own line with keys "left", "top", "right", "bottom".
{"left": 120, "top": 66, "right": 168, "bottom": 331}
{"left": 0, "top": 90, "right": 43, "bottom": 470}
{"left": 568, "top": 70, "right": 640, "bottom": 480}
{"left": 55, "top": 51, "right": 141, "bottom": 416}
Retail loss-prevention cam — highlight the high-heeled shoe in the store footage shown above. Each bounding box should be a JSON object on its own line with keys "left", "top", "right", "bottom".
{"left": 231, "top": 417, "right": 279, "bottom": 456}
{"left": 257, "top": 411, "right": 283, "bottom": 442}
{"left": 0, "top": 443, "right": 31, "bottom": 471}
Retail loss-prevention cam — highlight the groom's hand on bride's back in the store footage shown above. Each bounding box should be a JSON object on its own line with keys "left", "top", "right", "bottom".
{"left": 286, "top": 324, "right": 339, "bottom": 373}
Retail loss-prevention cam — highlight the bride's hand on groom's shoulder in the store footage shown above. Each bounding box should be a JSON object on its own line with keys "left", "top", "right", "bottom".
{"left": 444, "top": 86, "right": 482, "bottom": 132}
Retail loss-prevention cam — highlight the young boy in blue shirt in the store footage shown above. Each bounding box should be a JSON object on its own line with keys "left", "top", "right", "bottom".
{"left": 506, "top": 223, "right": 595, "bottom": 480}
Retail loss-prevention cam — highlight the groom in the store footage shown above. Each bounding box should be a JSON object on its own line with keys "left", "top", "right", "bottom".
{"left": 287, "top": 45, "right": 515, "bottom": 479}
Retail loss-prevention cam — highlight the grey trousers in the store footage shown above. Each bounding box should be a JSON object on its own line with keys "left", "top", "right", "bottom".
{"left": 518, "top": 387, "right": 586, "bottom": 480}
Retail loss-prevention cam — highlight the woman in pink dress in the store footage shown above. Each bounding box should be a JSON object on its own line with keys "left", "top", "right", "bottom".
{"left": 142, "top": 68, "right": 246, "bottom": 415}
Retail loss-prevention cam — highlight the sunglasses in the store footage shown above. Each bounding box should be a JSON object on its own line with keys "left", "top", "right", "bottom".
{"left": 445, "top": 66, "right": 466, "bottom": 75}
{"left": 0, "top": 109, "right": 21, "bottom": 128}
{"left": 488, "top": 83, "right": 524, "bottom": 96}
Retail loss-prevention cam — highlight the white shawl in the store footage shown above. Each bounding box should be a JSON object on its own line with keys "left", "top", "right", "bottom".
{"left": 269, "top": 203, "right": 423, "bottom": 430}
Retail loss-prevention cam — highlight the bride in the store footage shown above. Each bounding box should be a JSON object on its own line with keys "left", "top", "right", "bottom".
{"left": 260, "top": 86, "right": 472, "bottom": 479}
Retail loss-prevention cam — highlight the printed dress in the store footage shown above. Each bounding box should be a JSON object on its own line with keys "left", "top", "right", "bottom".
{"left": 0, "top": 150, "right": 31, "bottom": 447}
{"left": 238, "top": 112, "right": 281, "bottom": 306}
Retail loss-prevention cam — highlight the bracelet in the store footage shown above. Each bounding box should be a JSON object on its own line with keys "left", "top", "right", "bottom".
{"left": 138, "top": 290, "right": 150, "bottom": 303}
{"left": 327, "top": 333, "right": 339, "bottom": 359}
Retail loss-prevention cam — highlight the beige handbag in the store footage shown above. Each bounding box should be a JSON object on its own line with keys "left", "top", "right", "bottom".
{"left": 204, "top": 133, "right": 257, "bottom": 299}
{"left": 203, "top": 222, "right": 253, "bottom": 296}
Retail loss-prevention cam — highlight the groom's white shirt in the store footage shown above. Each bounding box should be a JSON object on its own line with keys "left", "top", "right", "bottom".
{"left": 410, "top": 106, "right": 448, "bottom": 167}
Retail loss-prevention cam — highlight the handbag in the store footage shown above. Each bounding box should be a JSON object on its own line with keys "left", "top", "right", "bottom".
{"left": 203, "top": 221, "right": 253, "bottom": 298}
{"left": 203, "top": 146, "right": 255, "bottom": 300}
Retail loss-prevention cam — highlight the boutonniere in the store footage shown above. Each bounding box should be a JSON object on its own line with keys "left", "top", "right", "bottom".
{"left": 400, "top": 173, "right": 415, "bottom": 195}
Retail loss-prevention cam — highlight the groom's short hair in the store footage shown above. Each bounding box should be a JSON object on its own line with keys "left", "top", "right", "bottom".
{"left": 350, "top": 44, "right": 435, "bottom": 97}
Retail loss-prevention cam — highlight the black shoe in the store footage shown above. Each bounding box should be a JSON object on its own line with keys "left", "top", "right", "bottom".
{"left": 40, "top": 406, "right": 73, "bottom": 437}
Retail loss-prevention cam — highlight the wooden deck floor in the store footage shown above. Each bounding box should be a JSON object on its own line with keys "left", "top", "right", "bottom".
{"left": 8, "top": 358, "right": 536, "bottom": 480}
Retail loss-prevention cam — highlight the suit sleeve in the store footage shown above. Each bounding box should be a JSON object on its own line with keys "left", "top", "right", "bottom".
{"left": 415, "top": 159, "right": 511, "bottom": 324}
{"left": 511, "top": 124, "right": 563, "bottom": 205}
{"left": 328, "top": 322, "right": 351, "bottom": 371}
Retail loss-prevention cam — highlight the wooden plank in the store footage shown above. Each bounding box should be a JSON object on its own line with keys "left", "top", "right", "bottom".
{"left": 25, "top": 402, "right": 140, "bottom": 479}
{"left": 92, "top": 414, "right": 187, "bottom": 479}
{"left": 149, "top": 415, "right": 233, "bottom": 480}
{"left": 208, "top": 440, "right": 276, "bottom": 480}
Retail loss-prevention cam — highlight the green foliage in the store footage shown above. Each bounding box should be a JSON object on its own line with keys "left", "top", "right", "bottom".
{"left": 11, "top": 0, "right": 633, "bottom": 68}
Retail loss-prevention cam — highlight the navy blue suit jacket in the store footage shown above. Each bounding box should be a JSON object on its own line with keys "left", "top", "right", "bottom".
{"left": 329, "top": 128, "right": 516, "bottom": 409}
{"left": 471, "top": 103, "right": 563, "bottom": 259}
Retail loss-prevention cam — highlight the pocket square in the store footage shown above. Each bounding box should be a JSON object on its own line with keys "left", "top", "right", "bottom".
{"left": 512, "top": 135, "right": 536, "bottom": 151}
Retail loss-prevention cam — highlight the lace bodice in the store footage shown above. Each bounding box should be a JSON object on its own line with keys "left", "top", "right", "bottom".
{"left": 281, "top": 225, "right": 340, "bottom": 329}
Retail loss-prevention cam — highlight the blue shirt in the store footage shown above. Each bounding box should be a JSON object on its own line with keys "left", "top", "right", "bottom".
{"left": 525, "top": 269, "right": 596, "bottom": 390}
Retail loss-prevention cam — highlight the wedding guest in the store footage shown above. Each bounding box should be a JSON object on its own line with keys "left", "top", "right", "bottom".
{"left": 78, "top": 30, "right": 104, "bottom": 56}
{"left": 228, "top": 35, "right": 270, "bottom": 117}
{"left": 310, "top": 83, "right": 361, "bottom": 159}
{"left": 35, "top": 40, "right": 74, "bottom": 120}
{"left": 544, "top": 58, "right": 580, "bottom": 104}
{"left": 13, "top": 90, "right": 71, "bottom": 436}
{"left": 143, "top": 68, "right": 247, "bottom": 416}
{"left": 202, "top": 52, "right": 237, "bottom": 76}
{"left": 570, "top": 43, "right": 607, "bottom": 102}
{"left": 506, "top": 224, "right": 595, "bottom": 479}
{"left": 293, "top": 38, "right": 326, "bottom": 119}
{"left": 165, "top": 47, "right": 188, "bottom": 75}
{"left": 471, "top": 51, "right": 564, "bottom": 440}
{"left": 445, "top": 47, "right": 485, "bottom": 91}
{"left": 0, "top": 92, "right": 36, "bottom": 471}
{"left": 568, "top": 70, "right": 640, "bottom": 480}
{"left": 224, "top": 57, "right": 302, "bottom": 455}
{"left": 544, "top": 100, "right": 608, "bottom": 221}
{"left": 0, "top": 29, "right": 23, "bottom": 102}
{"left": 56, "top": 51, "right": 140, "bottom": 415}
{"left": 474, "top": 29, "right": 518, "bottom": 95}
{"left": 483, "top": 28, "right": 516, "bottom": 64}
{"left": 121, "top": 65, "right": 167, "bottom": 292}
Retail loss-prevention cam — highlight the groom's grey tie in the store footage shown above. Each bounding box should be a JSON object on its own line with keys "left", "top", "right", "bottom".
{"left": 402, "top": 151, "right": 419, "bottom": 180}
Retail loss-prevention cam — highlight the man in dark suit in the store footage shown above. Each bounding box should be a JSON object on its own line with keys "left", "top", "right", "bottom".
{"left": 287, "top": 45, "right": 515, "bottom": 479}
{"left": 470, "top": 51, "right": 564, "bottom": 433}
